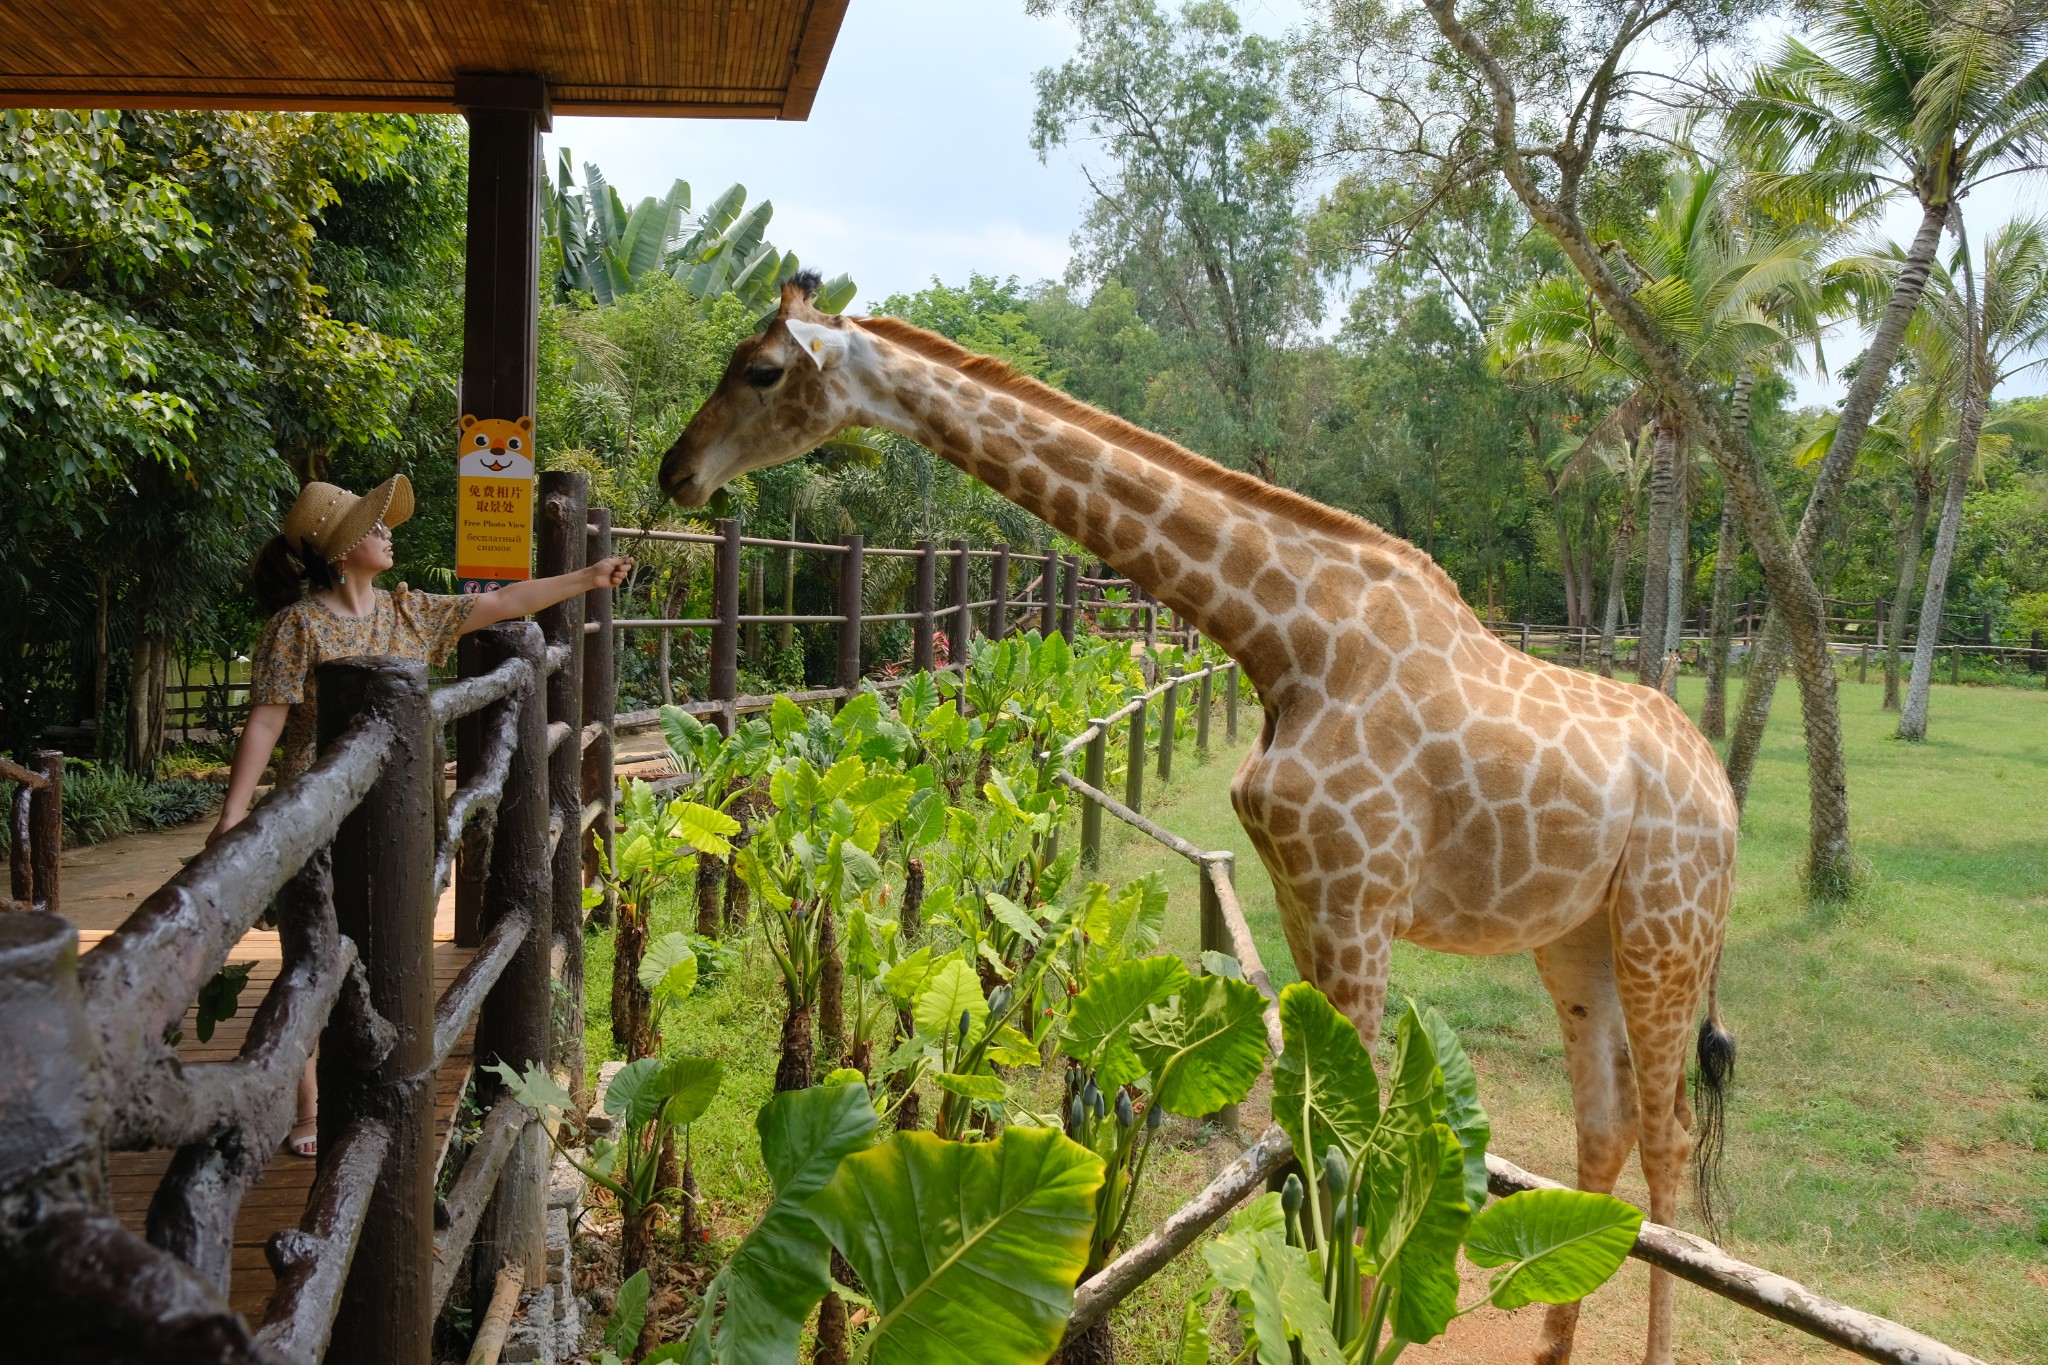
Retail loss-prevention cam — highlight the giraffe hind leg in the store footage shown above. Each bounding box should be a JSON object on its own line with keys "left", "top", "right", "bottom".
{"left": 1529, "top": 912, "right": 1639, "bottom": 1365}
{"left": 1611, "top": 882, "right": 1718, "bottom": 1365}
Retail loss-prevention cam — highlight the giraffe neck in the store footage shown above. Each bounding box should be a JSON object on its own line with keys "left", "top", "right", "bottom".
{"left": 840, "top": 318, "right": 1469, "bottom": 693}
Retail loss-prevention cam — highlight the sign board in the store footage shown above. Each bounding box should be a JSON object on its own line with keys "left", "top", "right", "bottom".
{"left": 456, "top": 414, "right": 535, "bottom": 593}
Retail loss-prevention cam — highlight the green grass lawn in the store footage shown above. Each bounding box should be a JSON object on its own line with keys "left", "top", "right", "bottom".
{"left": 586, "top": 671, "right": 2047, "bottom": 1364}
{"left": 1089, "top": 671, "right": 2048, "bottom": 1364}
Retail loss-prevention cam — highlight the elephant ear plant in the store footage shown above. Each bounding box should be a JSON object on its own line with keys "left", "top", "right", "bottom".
{"left": 1180, "top": 988, "right": 1643, "bottom": 1364}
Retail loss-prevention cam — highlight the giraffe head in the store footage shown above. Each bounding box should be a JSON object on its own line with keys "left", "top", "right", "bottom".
{"left": 659, "top": 272, "right": 858, "bottom": 508}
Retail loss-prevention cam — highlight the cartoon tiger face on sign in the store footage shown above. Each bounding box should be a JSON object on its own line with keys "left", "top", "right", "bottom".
{"left": 459, "top": 415, "right": 535, "bottom": 477}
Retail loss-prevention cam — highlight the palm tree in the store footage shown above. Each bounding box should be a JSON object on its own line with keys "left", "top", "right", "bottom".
{"left": 1720, "top": 0, "right": 2048, "bottom": 769}
{"left": 1899, "top": 216, "right": 2048, "bottom": 738}
{"left": 1496, "top": 164, "right": 1831, "bottom": 692}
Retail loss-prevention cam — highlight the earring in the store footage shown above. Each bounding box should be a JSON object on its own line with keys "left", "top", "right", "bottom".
{"left": 335, "top": 566, "right": 347, "bottom": 587}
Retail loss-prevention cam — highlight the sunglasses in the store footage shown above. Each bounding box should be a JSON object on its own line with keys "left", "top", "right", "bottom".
{"left": 368, "top": 521, "right": 392, "bottom": 540}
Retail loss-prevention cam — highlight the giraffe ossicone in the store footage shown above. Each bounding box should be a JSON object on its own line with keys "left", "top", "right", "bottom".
{"left": 660, "top": 274, "right": 1738, "bottom": 1365}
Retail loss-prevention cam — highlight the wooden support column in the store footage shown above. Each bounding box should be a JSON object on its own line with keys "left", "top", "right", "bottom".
{"left": 1039, "top": 555, "right": 1059, "bottom": 638}
{"left": 320, "top": 658, "right": 436, "bottom": 1365}
{"left": 1195, "top": 670, "right": 1212, "bottom": 759}
{"left": 455, "top": 75, "right": 547, "bottom": 952}
{"left": 711, "top": 519, "right": 741, "bottom": 733}
{"left": 838, "top": 534, "right": 866, "bottom": 693}
{"left": 1226, "top": 664, "right": 1240, "bottom": 743}
{"left": 913, "top": 539, "right": 937, "bottom": 674}
{"left": 537, "top": 473, "right": 587, "bottom": 1089}
{"left": 466, "top": 623, "right": 550, "bottom": 1296}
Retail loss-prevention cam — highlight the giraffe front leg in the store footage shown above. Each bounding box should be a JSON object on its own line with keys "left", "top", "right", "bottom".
{"left": 1530, "top": 913, "right": 1640, "bottom": 1365}
{"left": 1305, "top": 904, "right": 1395, "bottom": 1048}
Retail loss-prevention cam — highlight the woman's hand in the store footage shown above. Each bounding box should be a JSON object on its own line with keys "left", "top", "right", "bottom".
{"left": 587, "top": 556, "right": 634, "bottom": 591}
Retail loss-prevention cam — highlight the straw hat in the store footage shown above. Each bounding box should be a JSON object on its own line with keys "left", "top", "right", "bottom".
{"left": 281, "top": 474, "right": 415, "bottom": 565}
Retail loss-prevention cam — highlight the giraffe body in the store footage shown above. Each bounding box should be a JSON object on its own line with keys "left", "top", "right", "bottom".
{"left": 660, "top": 281, "right": 1738, "bottom": 1365}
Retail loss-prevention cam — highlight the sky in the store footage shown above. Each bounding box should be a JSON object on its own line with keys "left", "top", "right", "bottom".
{"left": 545, "top": 1, "right": 2046, "bottom": 407}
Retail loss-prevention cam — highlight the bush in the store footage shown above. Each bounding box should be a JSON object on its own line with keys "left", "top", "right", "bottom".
{"left": 57, "top": 760, "right": 222, "bottom": 846}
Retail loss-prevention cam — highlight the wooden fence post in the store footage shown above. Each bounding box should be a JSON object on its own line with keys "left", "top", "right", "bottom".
{"left": 914, "top": 539, "right": 937, "bottom": 674}
{"left": 1060, "top": 554, "right": 1080, "bottom": 643}
{"left": 1196, "top": 669, "right": 1212, "bottom": 759}
{"left": 1126, "top": 698, "right": 1147, "bottom": 815}
{"left": 1082, "top": 725, "right": 1107, "bottom": 867}
{"left": 583, "top": 508, "right": 617, "bottom": 933}
{"left": 1039, "top": 555, "right": 1059, "bottom": 637}
{"left": 948, "top": 539, "right": 972, "bottom": 673}
{"left": 1201, "top": 852, "right": 1240, "bottom": 1136}
{"left": 537, "top": 473, "right": 587, "bottom": 1087}
{"left": 839, "top": 533, "right": 866, "bottom": 694}
{"left": 990, "top": 543, "right": 1010, "bottom": 642}
{"left": 319, "top": 658, "right": 436, "bottom": 1365}
{"left": 1519, "top": 620, "right": 1530, "bottom": 653}
{"left": 1225, "top": 663, "right": 1240, "bottom": 743}
{"left": 1875, "top": 596, "right": 1888, "bottom": 651}
{"left": 747, "top": 555, "right": 765, "bottom": 669}
{"left": 466, "top": 623, "right": 551, "bottom": 1297}
{"left": 1158, "top": 676, "right": 1178, "bottom": 783}
{"left": 711, "top": 518, "right": 741, "bottom": 734}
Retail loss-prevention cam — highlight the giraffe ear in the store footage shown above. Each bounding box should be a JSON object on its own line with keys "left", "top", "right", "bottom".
{"left": 784, "top": 318, "right": 847, "bottom": 370}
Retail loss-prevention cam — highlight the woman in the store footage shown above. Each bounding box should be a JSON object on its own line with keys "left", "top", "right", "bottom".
{"left": 211, "top": 473, "right": 631, "bottom": 1155}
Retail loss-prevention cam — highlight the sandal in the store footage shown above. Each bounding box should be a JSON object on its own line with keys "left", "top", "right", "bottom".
{"left": 286, "top": 1112, "right": 317, "bottom": 1159}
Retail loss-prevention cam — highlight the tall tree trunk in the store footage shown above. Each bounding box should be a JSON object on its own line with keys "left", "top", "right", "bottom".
{"left": 1660, "top": 427, "right": 1689, "bottom": 684}
{"left": 1884, "top": 472, "right": 1933, "bottom": 711}
{"left": 1901, "top": 222, "right": 1984, "bottom": 741}
{"left": 1701, "top": 496, "right": 1741, "bottom": 739}
{"left": 1638, "top": 411, "right": 1680, "bottom": 687}
{"left": 93, "top": 568, "right": 111, "bottom": 732}
{"left": 1720, "top": 201, "right": 1951, "bottom": 808}
{"left": 1598, "top": 510, "right": 1634, "bottom": 678}
{"left": 126, "top": 633, "right": 170, "bottom": 777}
{"left": 1423, "top": 0, "right": 1862, "bottom": 897}
{"left": 695, "top": 852, "right": 723, "bottom": 937}
{"left": 775, "top": 993, "right": 815, "bottom": 1094}
{"left": 900, "top": 856, "right": 925, "bottom": 941}
{"left": 613, "top": 898, "right": 652, "bottom": 1060}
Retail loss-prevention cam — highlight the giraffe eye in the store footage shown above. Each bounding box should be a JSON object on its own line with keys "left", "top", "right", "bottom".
{"left": 746, "top": 364, "right": 785, "bottom": 389}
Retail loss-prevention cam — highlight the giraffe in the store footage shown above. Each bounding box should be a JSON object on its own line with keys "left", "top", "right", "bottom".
{"left": 659, "top": 278, "right": 1738, "bottom": 1365}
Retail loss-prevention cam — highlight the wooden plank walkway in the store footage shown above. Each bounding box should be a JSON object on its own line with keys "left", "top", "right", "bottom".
{"left": 86, "top": 895, "right": 477, "bottom": 1322}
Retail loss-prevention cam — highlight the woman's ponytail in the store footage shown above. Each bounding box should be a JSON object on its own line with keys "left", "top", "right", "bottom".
{"left": 251, "top": 535, "right": 339, "bottom": 614}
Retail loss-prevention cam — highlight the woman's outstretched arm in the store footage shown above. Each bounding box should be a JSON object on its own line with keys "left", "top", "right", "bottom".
{"left": 210, "top": 703, "right": 290, "bottom": 844}
{"left": 461, "top": 556, "right": 633, "bottom": 632}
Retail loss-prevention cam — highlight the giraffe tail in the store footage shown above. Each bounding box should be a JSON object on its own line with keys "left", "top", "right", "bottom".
{"left": 1691, "top": 951, "right": 1737, "bottom": 1243}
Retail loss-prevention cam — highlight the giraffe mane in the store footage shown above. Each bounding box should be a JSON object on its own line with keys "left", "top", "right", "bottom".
{"left": 853, "top": 313, "right": 1468, "bottom": 603}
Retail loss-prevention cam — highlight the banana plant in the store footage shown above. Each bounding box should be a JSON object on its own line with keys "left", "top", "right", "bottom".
{"left": 544, "top": 149, "right": 856, "bottom": 313}
{"left": 1182, "top": 988, "right": 1642, "bottom": 1363}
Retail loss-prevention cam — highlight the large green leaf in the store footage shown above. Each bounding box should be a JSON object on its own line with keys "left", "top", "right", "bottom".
{"left": 1416, "top": 1002, "right": 1493, "bottom": 1213}
{"left": 1132, "top": 973, "right": 1269, "bottom": 1117}
{"left": 658, "top": 1056, "right": 724, "bottom": 1129}
{"left": 912, "top": 957, "right": 987, "bottom": 1042}
{"left": 603, "top": 1057, "right": 673, "bottom": 1127}
{"left": 671, "top": 800, "right": 740, "bottom": 855}
{"left": 1061, "top": 955, "right": 1191, "bottom": 1089}
{"left": 1273, "top": 982, "right": 1381, "bottom": 1167}
{"left": 686, "top": 1082, "right": 877, "bottom": 1364}
{"left": 639, "top": 931, "right": 700, "bottom": 1001}
{"left": 1202, "top": 1194, "right": 1345, "bottom": 1365}
{"left": 1385, "top": 1124, "right": 1472, "bottom": 1345}
{"left": 1463, "top": 1188, "right": 1644, "bottom": 1311}
{"left": 805, "top": 1128, "right": 1105, "bottom": 1365}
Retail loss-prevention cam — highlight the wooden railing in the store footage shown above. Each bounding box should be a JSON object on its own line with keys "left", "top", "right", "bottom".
{"left": 0, "top": 472, "right": 613, "bottom": 1363}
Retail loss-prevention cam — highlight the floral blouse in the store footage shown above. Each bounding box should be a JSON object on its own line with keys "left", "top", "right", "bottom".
{"left": 249, "top": 586, "right": 474, "bottom": 780}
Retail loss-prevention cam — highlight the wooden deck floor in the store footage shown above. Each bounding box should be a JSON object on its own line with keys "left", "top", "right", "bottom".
{"left": 88, "top": 896, "right": 477, "bottom": 1322}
